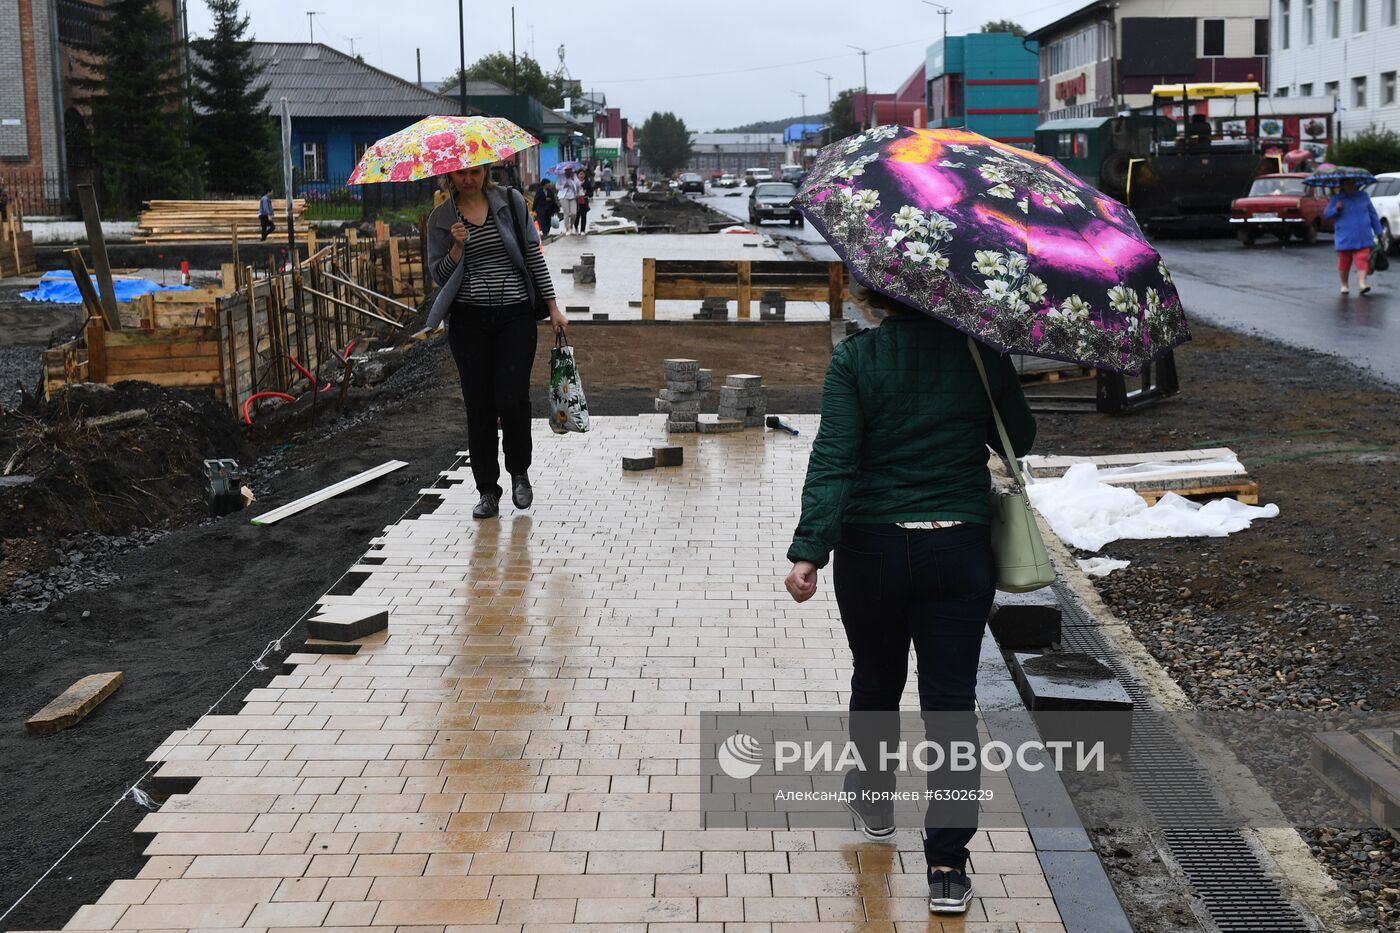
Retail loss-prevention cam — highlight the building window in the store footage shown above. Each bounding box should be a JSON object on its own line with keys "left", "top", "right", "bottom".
{"left": 302, "top": 140, "right": 325, "bottom": 181}
{"left": 1387, "top": 0, "right": 1397, "bottom": 26}
{"left": 1383, "top": 71, "right": 1397, "bottom": 105}
{"left": 1276, "top": 87, "right": 1291, "bottom": 96}
{"left": 1204, "top": 19, "right": 1226, "bottom": 55}
{"left": 1353, "top": 76, "right": 1367, "bottom": 108}
{"left": 1355, "top": 0, "right": 1368, "bottom": 29}
{"left": 352, "top": 140, "right": 372, "bottom": 165}
{"left": 1256, "top": 17, "right": 1272, "bottom": 52}
{"left": 1325, "top": 80, "right": 1339, "bottom": 100}
{"left": 1328, "top": 0, "right": 1340, "bottom": 36}
{"left": 1302, "top": 0, "right": 1315, "bottom": 43}
{"left": 1279, "top": 0, "right": 1292, "bottom": 47}
{"left": 1301, "top": 82, "right": 1314, "bottom": 94}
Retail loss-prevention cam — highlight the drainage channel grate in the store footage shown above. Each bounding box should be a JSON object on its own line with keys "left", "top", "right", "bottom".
{"left": 1052, "top": 582, "right": 1314, "bottom": 932}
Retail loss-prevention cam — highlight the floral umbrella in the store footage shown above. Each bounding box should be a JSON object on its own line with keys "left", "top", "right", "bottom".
{"left": 794, "top": 126, "right": 1189, "bottom": 374}
{"left": 348, "top": 115, "right": 539, "bottom": 185}
{"left": 1302, "top": 165, "right": 1376, "bottom": 187}
{"left": 550, "top": 161, "right": 584, "bottom": 174}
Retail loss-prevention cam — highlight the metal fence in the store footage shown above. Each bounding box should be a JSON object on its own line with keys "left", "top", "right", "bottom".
{"left": 0, "top": 169, "right": 71, "bottom": 216}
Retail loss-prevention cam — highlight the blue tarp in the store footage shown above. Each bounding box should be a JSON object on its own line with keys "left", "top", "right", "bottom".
{"left": 21, "top": 270, "right": 193, "bottom": 304}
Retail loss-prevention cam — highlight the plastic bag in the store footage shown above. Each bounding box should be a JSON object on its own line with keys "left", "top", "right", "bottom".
{"left": 549, "top": 331, "right": 590, "bottom": 434}
{"left": 1370, "top": 243, "right": 1390, "bottom": 273}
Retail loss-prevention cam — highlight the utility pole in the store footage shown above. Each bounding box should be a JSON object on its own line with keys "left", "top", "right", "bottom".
{"left": 791, "top": 91, "right": 808, "bottom": 162}
{"left": 816, "top": 71, "right": 833, "bottom": 145}
{"left": 416, "top": 48, "right": 422, "bottom": 88}
{"left": 848, "top": 45, "right": 870, "bottom": 129}
{"left": 457, "top": 0, "right": 468, "bottom": 116}
{"left": 510, "top": 6, "right": 517, "bottom": 94}
{"left": 921, "top": 1, "right": 953, "bottom": 43}
{"left": 345, "top": 36, "right": 361, "bottom": 57}
{"left": 306, "top": 10, "right": 324, "bottom": 43}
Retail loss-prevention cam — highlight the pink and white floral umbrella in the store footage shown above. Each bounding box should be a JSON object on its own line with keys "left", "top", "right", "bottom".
{"left": 348, "top": 115, "right": 539, "bottom": 185}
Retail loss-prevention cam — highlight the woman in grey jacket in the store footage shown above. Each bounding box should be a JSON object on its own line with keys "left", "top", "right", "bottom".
{"left": 426, "top": 164, "right": 568, "bottom": 519}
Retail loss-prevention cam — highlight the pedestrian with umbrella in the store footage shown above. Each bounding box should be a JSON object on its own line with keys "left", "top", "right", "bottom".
{"left": 783, "top": 125, "right": 1189, "bottom": 916}
{"left": 557, "top": 167, "right": 581, "bottom": 235}
{"left": 1311, "top": 167, "right": 1382, "bottom": 295}
{"left": 350, "top": 115, "right": 568, "bottom": 519}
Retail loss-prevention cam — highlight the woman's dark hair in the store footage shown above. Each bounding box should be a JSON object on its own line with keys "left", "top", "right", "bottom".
{"left": 857, "top": 285, "right": 921, "bottom": 316}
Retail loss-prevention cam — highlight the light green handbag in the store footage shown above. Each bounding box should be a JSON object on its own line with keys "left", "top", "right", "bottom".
{"left": 967, "top": 337, "right": 1056, "bottom": 593}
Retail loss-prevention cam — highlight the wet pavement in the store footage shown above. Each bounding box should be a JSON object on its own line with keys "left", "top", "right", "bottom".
{"left": 48, "top": 416, "right": 1070, "bottom": 932}
{"left": 1151, "top": 238, "right": 1398, "bottom": 384}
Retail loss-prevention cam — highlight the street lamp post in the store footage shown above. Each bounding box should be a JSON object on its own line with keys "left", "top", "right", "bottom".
{"left": 847, "top": 45, "right": 870, "bottom": 129}
{"left": 457, "top": 0, "right": 468, "bottom": 116}
{"left": 791, "top": 90, "right": 807, "bottom": 162}
{"left": 816, "top": 71, "right": 833, "bottom": 144}
{"left": 921, "top": 1, "right": 953, "bottom": 42}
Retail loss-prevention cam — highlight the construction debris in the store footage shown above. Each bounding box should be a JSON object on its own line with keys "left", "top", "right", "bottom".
{"left": 652, "top": 446, "right": 683, "bottom": 467}
{"left": 719, "top": 373, "right": 767, "bottom": 427}
{"left": 26, "top": 671, "right": 124, "bottom": 735}
{"left": 83, "top": 409, "right": 149, "bottom": 432}
{"left": 307, "top": 605, "right": 389, "bottom": 642}
{"left": 250, "top": 460, "right": 408, "bottom": 525}
{"left": 622, "top": 456, "right": 655, "bottom": 471}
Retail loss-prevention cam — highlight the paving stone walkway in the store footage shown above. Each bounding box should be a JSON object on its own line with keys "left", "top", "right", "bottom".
{"left": 53, "top": 415, "right": 1068, "bottom": 933}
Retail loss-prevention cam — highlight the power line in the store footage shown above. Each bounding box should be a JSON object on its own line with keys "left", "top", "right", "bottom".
{"left": 586, "top": 35, "right": 940, "bottom": 85}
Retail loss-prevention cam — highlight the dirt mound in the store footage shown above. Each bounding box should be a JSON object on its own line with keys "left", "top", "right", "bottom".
{"left": 0, "top": 382, "right": 249, "bottom": 566}
{"left": 609, "top": 192, "right": 734, "bottom": 232}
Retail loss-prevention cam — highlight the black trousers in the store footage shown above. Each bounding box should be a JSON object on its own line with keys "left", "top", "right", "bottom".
{"left": 258, "top": 215, "right": 274, "bottom": 240}
{"left": 446, "top": 301, "right": 538, "bottom": 497}
{"left": 832, "top": 521, "right": 995, "bottom": 874}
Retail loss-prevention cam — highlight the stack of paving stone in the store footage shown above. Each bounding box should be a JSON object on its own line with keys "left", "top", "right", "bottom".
{"left": 718, "top": 374, "right": 767, "bottom": 427}
{"left": 656, "top": 359, "right": 713, "bottom": 433}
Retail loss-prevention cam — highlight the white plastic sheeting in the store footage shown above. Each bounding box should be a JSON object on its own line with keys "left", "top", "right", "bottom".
{"left": 1027, "top": 462, "right": 1280, "bottom": 552}
{"left": 1078, "top": 556, "right": 1132, "bottom": 576}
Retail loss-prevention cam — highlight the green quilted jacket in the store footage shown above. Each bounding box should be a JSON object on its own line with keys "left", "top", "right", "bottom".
{"left": 787, "top": 314, "right": 1036, "bottom": 568}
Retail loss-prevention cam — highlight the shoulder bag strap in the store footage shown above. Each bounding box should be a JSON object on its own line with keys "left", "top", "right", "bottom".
{"left": 503, "top": 188, "right": 540, "bottom": 305}
{"left": 966, "top": 335, "right": 1027, "bottom": 494}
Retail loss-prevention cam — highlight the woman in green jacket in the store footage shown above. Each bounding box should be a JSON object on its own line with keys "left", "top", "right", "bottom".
{"left": 784, "top": 292, "right": 1035, "bottom": 915}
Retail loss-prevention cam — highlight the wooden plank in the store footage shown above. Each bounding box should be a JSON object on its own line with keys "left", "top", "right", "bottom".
{"left": 737, "top": 261, "right": 752, "bottom": 320}
{"left": 108, "top": 354, "right": 222, "bottom": 376}
{"left": 102, "top": 339, "right": 225, "bottom": 361}
{"left": 63, "top": 248, "right": 106, "bottom": 323}
{"left": 77, "top": 184, "right": 122, "bottom": 331}
{"left": 103, "top": 369, "right": 223, "bottom": 388}
{"left": 250, "top": 460, "right": 410, "bottom": 526}
{"left": 105, "top": 326, "right": 219, "bottom": 347}
{"left": 654, "top": 283, "right": 740, "bottom": 301}
{"left": 25, "top": 672, "right": 124, "bottom": 735}
{"left": 224, "top": 301, "right": 238, "bottom": 412}
{"left": 85, "top": 318, "right": 108, "bottom": 382}
{"left": 641, "top": 257, "right": 656, "bottom": 321}
{"left": 828, "top": 263, "right": 844, "bottom": 320}
{"left": 244, "top": 266, "right": 258, "bottom": 394}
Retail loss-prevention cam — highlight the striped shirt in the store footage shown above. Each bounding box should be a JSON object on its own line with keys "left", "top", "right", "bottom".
{"left": 433, "top": 207, "right": 555, "bottom": 308}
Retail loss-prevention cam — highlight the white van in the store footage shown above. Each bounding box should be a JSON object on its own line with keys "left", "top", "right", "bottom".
{"left": 744, "top": 167, "right": 774, "bottom": 186}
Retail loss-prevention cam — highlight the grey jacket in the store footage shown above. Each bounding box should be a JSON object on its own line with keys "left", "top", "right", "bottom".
{"left": 425, "top": 186, "right": 542, "bottom": 329}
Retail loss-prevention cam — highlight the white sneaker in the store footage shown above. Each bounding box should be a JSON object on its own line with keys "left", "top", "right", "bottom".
{"left": 1340, "top": 285, "right": 1350, "bottom": 294}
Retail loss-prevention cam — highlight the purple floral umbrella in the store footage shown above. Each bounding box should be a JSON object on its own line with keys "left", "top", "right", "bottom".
{"left": 794, "top": 125, "right": 1189, "bottom": 374}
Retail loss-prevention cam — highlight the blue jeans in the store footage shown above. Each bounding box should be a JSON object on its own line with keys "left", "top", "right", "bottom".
{"left": 832, "top": 521, "right": 995, "bottom": 873}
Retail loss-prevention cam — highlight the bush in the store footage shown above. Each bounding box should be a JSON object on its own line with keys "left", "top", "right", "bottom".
{"left": 1326, "top": 126, "right": 1400, "bottom": 175}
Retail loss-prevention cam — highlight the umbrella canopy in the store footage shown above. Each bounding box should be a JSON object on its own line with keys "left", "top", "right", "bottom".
{"left": 794, "top": 125, "right": 1189, "bottom": 374}
{"left": 348, "top": 115, "right": 539, "bottom": 185}
{"left": 1303, "top": 165, "right": 1376, "bottom": 187}
{"left": 551, "top": 161, "right": 584, "bottom": 174}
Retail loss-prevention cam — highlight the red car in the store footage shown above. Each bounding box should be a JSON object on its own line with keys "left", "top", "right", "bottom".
{"left": 1230, "top": 173, "right": 1333, "bottom": 246}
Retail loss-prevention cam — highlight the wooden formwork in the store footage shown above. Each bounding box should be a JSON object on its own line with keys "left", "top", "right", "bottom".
{"left": 641, "top": 259, "right": 845, "bottom": 321}
{"left": 1, "top": 201, "right": 37, "bottom": 279}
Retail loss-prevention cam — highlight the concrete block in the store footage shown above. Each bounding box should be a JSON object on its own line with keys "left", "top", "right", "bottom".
{"left": 659, "top": 385, "right": 700, "bottom": 399}
{"left": 26, "top": 672, "right": 124, "bottom": 735}
{"left": 697, "top": 369, "right": 713, "bottom": 390}
{"left": 653, "top": 446, "right": 685, "bottom": 466}
{"left": 742, "top": 415, "right": 766, "bottom": 428}
{"left": 307, "top": 607, "right": 389, "bottom": 642}
{"left": 990, "top": 604, "right": 1062, "bottom": 649}
{"left": 663, "top": 359, "right": 700, "bottom": 375}
{"left": 656, "top": 398, "right": 699, "bottom": 414}
{"left": 666, "top": 420, "right": 697, "bottom": 433}
{"left": 622, "top": 456, "right": 655, "bottom": 471}
{"left": 697, "top": 415, "right": 743, "bottom": 433}
{"left": 667, "top": 409, "right": 698, "bottom": 422}
{"left": 725, "top": 374, "right": 763, "bottom": 388}
{"left": 1010, "top": 652, "right": 1132, "bottom": 713}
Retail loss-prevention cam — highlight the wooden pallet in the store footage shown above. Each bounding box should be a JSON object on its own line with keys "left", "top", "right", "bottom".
{"left": 1023, "top": 447, "right": 1260, "bottom": 505}
{"left": 1311, "top": 729, "right": 1400, "bottom": 836}
{"left": 1012, "top": 354, "right": 1097, "bottom": 385}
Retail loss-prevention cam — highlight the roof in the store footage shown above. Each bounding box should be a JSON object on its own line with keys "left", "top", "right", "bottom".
{"left": 249, "top": 42, "right": 473, "bottom": 119}
{"left": 1027, "top": 0, "right": 1110, "bottom": 41}
{"left": 1035, "top": 117, "right": 1114, "bottom": 132}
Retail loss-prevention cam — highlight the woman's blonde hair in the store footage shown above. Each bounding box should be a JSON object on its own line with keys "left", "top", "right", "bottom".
{"left": 439, "top": 165, "right": 497, "bottom": 195}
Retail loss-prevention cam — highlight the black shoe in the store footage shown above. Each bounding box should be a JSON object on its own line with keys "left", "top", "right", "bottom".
{"left": 841, "top": 770, "right": 895, "bottom": 841}
{"left": 928, "top": 869, "right": 973, "bottom": 914}
{"left": 511, "top": 473, "right": 533, "bottom": 509}
{"left": 472, "top": 493, "right": 499, "bottom": 519}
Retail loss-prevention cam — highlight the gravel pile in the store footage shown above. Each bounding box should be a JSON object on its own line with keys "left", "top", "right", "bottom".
{"left": 1091, "top": 556, "right": 1399, "bottom": 932}
{"left": 0, "top": 529, "right": 166, "bottom": 614}
{"left": 0, "top": 345, "right": 42, "bottom": 411}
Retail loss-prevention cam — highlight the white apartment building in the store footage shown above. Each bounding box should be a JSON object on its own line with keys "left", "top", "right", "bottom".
{"left": 1270, "top": 0, "right": 1400, "bottom": 134}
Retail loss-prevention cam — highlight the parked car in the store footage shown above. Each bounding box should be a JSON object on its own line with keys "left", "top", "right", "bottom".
{"left": 748, "top": 181, "right": 801, "bottom": 226}
{"left": 1228, "top": 173, "right": 1332, "bottom": 246}
{"left": 716, "top": 174, "right": 740, "bottom": 188}
{"left": 1370, "top": 172, "right": 1400, "bottom": 255}
{"left": 679, "top": 172, "right": 705, "bottom": 193}
{"left": 744, "top": 167, "right": 774, "bottom": 186}
{"left": 779, "top": 164, "right": 804, "bottom": 184}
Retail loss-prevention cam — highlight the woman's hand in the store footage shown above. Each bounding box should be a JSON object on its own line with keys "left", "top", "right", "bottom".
{"left": 785, "top": 561, "right": 818, "bottom": 603}
{"left": 548, "top": 301, "right": 567, "bottom": 331}
{"left": 450, "top": 220, "right": 468, "bottom": 247}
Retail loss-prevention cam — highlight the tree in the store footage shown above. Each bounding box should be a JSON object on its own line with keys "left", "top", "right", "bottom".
{"left": 439, "top": 53, "right": 566, "bottom": 108}
{"left": 191, "top": 0, "right": 274, "bottom": 195}
{"left": 1327, "top": 126, "right": 1400, "bottom": 175}
{"left": 637, "top": 112, "right": 692, "bottom": 176}
{"left": 74, "top": 0, "right": 196, "bottom": 212}
{"left": 827, "top": 89, "right": 859, "bottom": 143}
{"left": 981, "top": 19, "right": 1028, "bottom": 35}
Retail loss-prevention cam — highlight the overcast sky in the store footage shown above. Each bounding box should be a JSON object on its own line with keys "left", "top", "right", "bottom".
{"left": 187, "top": 0, "right": 1073, "bottom": 131}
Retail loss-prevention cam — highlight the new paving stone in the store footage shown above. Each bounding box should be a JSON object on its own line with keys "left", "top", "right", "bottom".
{"left": 45, "top": 417, "right": 1063, "bottom": 933}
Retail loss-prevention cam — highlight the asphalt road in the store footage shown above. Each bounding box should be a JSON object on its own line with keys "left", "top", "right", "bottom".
{"left": 690, "top": 187, "right": 838, "bottom": 259}
{"left": 1154, "top": 236, "right": 1398, "bottom": 385}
